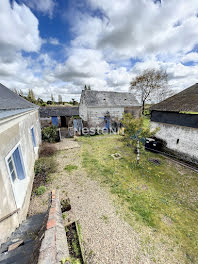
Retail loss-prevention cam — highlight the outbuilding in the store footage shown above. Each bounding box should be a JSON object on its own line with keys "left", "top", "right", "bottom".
{"left": 150, "top": 83, "right": 198, "bottom": 164}
{"left": 79, "top": 90, "right": 141, "bottom": 129}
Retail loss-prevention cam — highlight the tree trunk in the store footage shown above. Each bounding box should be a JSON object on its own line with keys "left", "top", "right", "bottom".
{"left": 137, "top": 140, "right": 140, "bottom": 164}
{"left": 142, "top": 100, "right": 145, "bottom": 115}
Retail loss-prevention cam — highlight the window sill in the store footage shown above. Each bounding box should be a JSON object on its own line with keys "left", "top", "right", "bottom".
{"left": 34, "top": 146, "right": 39, "bottom": 155}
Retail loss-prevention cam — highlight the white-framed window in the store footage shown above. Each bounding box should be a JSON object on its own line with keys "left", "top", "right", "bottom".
{"left": 6, "top": 143, "right": 27, "bottom": 208}
{"left": 31, "top": 126, "right": 36, "bottom": 148}
{"left": 7, "top": 145, "right": 25, "bottom": 182}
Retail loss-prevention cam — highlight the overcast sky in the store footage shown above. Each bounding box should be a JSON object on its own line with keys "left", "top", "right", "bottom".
{"left": 1, "top": 0, "right": 198, "bottom": 101}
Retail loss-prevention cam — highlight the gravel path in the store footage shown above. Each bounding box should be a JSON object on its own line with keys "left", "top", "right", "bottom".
{"left": 29, "top": 139, "right": 153, "bottom": 264}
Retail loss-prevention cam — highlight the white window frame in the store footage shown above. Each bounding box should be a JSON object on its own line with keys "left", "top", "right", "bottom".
{"left": 5, "top": 142, "right": 28, "bottom": 208}
{"left": 30, "top": 125, "right": 39, "bottom": 154}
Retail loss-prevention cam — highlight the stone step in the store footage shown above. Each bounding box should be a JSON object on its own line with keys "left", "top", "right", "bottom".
{"left": 0, "top": 213, "right": 46, "bottom": 264}
{"left": 0, "top": 239, "right": 35, "bottom": 264}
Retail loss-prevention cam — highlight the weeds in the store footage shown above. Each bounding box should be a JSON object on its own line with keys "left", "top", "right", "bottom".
{"left": 33, "top": 152, "right": 57, "bottom": 190}
{"left": 34, "top": 157, "right": 57, "bottom": 176}
{"left": 101, "top": 215, "right": 109, "bottom": 223}
{"left": 39, "top": 143, "right": 57, "bottom": 157}
{"left": 62, "top": 212, "right": 67, "bottom": 220}
{"left": 64, "top": 164, "right": 78, "bottom": 172}
{"left": 35, "top": 185, "right": 46, "bottom": 195}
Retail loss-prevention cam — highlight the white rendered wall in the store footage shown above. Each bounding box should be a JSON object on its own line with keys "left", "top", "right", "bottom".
{"left": 151, "top": 121, "right": 198, "bottom": 162}
{"left": 0, "top": 110, "right": 41, "bottom": 244}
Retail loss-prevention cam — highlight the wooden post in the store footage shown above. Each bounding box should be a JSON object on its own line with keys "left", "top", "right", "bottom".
{"left": 137, "top": 139, "right": 140, "bottom": 164}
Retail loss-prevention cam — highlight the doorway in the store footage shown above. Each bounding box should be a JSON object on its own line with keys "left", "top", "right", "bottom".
{"left": 61, "top": 116, "right": 66, "bottom": 127}
{"left": 104, "top": 117, "right": 110, "bottom": 129}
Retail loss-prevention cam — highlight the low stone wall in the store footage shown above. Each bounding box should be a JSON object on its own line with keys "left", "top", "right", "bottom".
{"left": 38, "top": 190, "right": 69, "bottom": 264}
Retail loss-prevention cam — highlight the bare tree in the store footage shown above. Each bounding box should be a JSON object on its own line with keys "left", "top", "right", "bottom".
{"left": 58, "top": 95, "right": 62, "bottom": 104}
{"left": 19, "top": 89, "right": 24, "bottom": 97}
{"left": 12, "top": 88, "right": 18, "bottom": 94}
{"left": 130, "top": 68, "right": 168, "bottom": 114}
{"left": 154, "top": 85, "right": 174, "bottom": 104}
{"left": 51, "top": 93, "right": 54, "bottom": 103}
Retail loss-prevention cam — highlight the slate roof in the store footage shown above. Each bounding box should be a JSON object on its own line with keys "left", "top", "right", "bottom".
{"left": 151, "top": 83, "right": 198, "bottom": 112}
{"left": 39, "top": 107, "right": 79, "bottom": 117}
{"left": 81, "top": 90, "right": 140, "bottom": 107}
{"left": 0, "top": 83, "right": 38, "bottom": 110}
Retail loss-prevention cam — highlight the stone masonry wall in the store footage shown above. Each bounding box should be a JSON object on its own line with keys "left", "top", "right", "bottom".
{"left": 38, "top": 190, "right": 69, "bottom": 264}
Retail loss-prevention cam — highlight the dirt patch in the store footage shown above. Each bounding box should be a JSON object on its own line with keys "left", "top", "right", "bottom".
{"left": 54, "top": 138, "right": 80, "bottom": 151}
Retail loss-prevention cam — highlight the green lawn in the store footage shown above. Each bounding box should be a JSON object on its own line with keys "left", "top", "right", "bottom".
{"left": 78, "top": 135, "right": 198, "bottom": 263}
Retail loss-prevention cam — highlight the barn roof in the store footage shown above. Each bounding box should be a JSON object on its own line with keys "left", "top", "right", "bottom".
{"left": 0, "top": 83, "right": 38, "bottom": 110}
{"left": 39, "top": 106, "right": 79, "bottom": 117}
{"left": 151, "top": 83, "right": 198, "bottom": 112}
{"left": 81, "top": 90, "right": 140, "bottom": 107}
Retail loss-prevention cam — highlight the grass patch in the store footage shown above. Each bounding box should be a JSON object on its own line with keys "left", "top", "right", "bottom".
{"left": 78, "top": 135, "right": 198, "bottom": 263}
{"left": 64, "top": 164, "right": 78, "bottom": 172}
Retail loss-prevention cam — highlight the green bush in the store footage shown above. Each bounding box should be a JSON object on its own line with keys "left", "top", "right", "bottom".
{"left": 42, "top": 126, "right": 57, "bottom": 143}
{"left": 35, "top": 186, "right": 46, "bottom": 195}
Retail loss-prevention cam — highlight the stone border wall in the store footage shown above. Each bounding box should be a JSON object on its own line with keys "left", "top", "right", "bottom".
{"left": 38, "top": 190, "right": 69, "bottom": 264}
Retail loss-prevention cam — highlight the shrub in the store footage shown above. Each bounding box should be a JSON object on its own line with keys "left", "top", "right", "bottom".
{"left": 35, "top": 185, "right": 46, "bottom": 195}
{"left": 42, "top": 126, "right": 57, "bottom": 143}
{"left": 34, "top": 157, "right": 57, "bottom": 176}
{"left": 39, "top": 143, "right": 57, "bottom": 157}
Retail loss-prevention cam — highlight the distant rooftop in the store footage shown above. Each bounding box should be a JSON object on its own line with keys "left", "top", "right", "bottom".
{"left": 39, "top": 106, "right": 79, "bottom": 117}
{"left": 81, "top": 90, "right": 140, "bottom": 107}
{"left": 151, "top": 83, "right": 198, "bottom": 112}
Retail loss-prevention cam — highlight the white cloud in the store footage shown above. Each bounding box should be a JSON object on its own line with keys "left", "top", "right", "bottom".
{"left": 22, "top": 0, "right": 55, "bottom": 18}
{"left": 182, "top": 52, "right": 198, "bottom": 63}
{"left": 0, "top": 0, "right": 41, "bottom": 56}
{"left": 49, "top": 37, "right": 60, "bottom": 45}
{"left": 83, "top": 0, "right": 198, "bottom": 60}
{"left": 1, "top": 0, "right": 198, "bottom": 102}
{"left": 55, "top": 48, "right": 109, "bottom": 81}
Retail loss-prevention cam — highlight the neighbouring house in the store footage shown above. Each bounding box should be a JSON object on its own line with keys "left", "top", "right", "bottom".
{"left": 39, "top": 106, "right": 80, "bottom": 137}
{"left": 79, "top": 90, "right": 141, "bottom": 129}
{"left": 0, "top": 83, "right": 41, "bottom": 245}
{"left": 150, "top": 83, "right": 198, "bottom": 164}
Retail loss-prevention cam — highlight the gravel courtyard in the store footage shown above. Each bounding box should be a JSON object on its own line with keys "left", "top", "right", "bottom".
{"left": 29, "top": 139, "right": 152, "bottom": 264}
{"left": 29, "top": 137, "right": 198, "bottom": 264}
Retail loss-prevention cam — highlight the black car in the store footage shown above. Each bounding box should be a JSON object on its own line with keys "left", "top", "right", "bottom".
{"left": 145, "top": 137, "right": 164, "bottom": 152}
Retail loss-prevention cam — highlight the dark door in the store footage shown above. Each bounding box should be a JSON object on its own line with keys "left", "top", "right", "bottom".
{"left": 61, "top": 116, "right": 66, "bottom": 127}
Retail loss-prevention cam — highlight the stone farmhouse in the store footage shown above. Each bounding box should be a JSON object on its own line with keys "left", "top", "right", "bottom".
{"left": 0, "top": 83, "right": 41, "bottom": 244}
{"left": 79, "top": 89, "right": 141, "bottom": 129}
{"left": 150, "top": 83, "right": 198, "bottom": 164}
